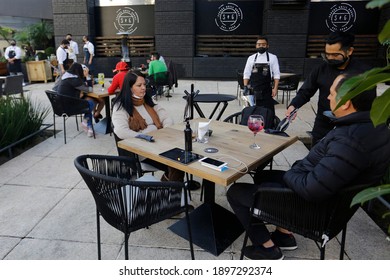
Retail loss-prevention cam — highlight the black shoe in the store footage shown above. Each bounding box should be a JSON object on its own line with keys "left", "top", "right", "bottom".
{"left": 94, "top": 114, "right": 103, "bottom": 123}
{"left": 243, "top": 245, "right": 284, "bottom": 260}
{"left": 270, "top": 230, "right": 297, "bottom": 251}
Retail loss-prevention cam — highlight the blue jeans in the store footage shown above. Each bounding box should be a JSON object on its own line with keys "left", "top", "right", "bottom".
{"left": 84, "top": 100, "right": 95, "bottom": 127}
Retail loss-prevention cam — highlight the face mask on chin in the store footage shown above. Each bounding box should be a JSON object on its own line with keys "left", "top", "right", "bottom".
{"left": 256, "top": 47, "right": 267, "bottom": 54}
{"left": 132, "top": 93, "right": 145, "bottom": 99}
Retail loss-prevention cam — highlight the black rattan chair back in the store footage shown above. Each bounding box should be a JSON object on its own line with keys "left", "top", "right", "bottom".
{"left": 241, "top": 184, "right": 368, "bottom": 260}
{"left": 74, "top": 154, "right": 194, "bottom": 260}
{"left": 45, "top": 90, "right": 95, "bottom": 143}
{"left": 3, "top": 74, "right": 24, "bottom": 97}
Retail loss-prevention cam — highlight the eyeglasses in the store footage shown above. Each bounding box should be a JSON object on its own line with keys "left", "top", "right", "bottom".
{"left": 321, "top": 52, "right": 345, "bottom": 59}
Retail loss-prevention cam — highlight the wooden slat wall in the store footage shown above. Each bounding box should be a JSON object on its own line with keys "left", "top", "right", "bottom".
{"left": 306, "top": 34, "right": 379, "bottom": 58}
{"left": 196, "top": 35, "right": 258, "bottom": 57}
{"left": 95, "top": 36, "right": 155, "bottom": 57}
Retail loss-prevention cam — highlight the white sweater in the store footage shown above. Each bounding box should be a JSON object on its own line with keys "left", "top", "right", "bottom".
{"left": 112, "top": 103, "right": 173, "bottom": 140}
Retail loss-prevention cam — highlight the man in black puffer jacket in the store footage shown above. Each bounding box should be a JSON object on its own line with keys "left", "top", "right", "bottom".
{"left": 227, "top": 74, "right": 390, "bottom": 260}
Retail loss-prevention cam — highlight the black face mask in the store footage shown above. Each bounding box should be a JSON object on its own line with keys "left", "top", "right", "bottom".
{"left": 256, "top": 47, "right": 267, "bottom": 54}
{"left": 321, "top": 53, "right": 348, "bottom": 67}
{"left": 11, "top": 43, "right": 16, "bottom": 46}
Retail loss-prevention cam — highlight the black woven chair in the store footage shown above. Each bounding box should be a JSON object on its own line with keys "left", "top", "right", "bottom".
{"left": 113, "top": 132, "right": 161, "bottom": 176}
{"left": 147, "top": 71, "right": 171, "bottom": 100}
{"left": 45, "top": 90, "right": 95, "bottom": 144}
{"left": 1, "top": 74, "right": 26, "bottom": 98}
{"left": 236, "top": 70, "right": 245, "bottom": 106}
{"left": 74, "top": 154, "right": 194, "bottom": 260}
{"left": 278, "top": 75, "right": 300, "bottom": 108}
{"left": 241, "top": 184, "right": 368, "bottom": 260}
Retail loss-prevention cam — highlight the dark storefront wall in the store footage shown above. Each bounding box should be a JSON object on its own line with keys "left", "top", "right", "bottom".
{"left": 93, "top": 2, "right": 155, "bottom": 77}
{"left": 95, "top": 5, "right": 154, "bottom": 36}
{"left": 193, "top": 0, "right": 264, "bottom": 78}
{"left": 195, "top": 0, "right": 263, "bottom": 35}
{"left": 89, "top": 0, "right": 383, "bottom": 79}
{"left": 303, "top": 1, "right": 381, "bottom": 77}
{"left": 308, "top": 1, "right": 379, "bottom": 35}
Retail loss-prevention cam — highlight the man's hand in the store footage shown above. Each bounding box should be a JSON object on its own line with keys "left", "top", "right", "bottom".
{"left": 272, "top": 88, "right": 278, "bottom": 97}
{"left": 243, "top": 85, "right": 250, "bottom": 96}
{"left": 286, "top": 105, "right": 297, "bottom": 121}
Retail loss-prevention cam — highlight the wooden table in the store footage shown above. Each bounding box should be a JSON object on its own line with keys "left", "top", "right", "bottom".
{"left": 86, "top": 87, "right": 112, "bottom": 134}
{"left": 118, "top": 119, "right": 298, "bottom": 255}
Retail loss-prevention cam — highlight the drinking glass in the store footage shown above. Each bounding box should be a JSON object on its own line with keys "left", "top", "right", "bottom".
{"left": 248, "top": 115, "right": 264, "bottom": 149}
{"left": 98, "top": 73, "right": 105, "bottom": 91}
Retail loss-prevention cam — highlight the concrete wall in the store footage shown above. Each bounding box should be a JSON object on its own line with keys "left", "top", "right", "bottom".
{"left": 52, "top": 0, "right": 95, "bottom": 60}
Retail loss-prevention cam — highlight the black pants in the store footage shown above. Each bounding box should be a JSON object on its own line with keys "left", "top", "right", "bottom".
{"left": 227, "top": 170, "right": 287, "bottom": 246}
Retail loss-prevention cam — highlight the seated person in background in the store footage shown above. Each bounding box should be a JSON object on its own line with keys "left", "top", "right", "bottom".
{"left": 112, "top": 70, "right": 184, "bottom": 182}
{"left": 227, "top": 73, "right": 390, "bottom": 260}
{"left": 107, "top": 61, "right": 129, "bottom": 95}
{"left": 81, "top": 64, "right": 105, "bottom": 123}
{"left": 57, "top": 62, "right": 96, "bottom": 137}
{"left": 147, "top": 52, "right": 168, "bottom": 97}
{"left": 148, "top": 52, "right": 167, "bottom": 79}
{"left": 147, "top": 51, "right": 166, "bottom": 67}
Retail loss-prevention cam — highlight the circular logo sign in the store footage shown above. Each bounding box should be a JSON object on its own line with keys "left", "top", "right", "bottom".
{"left": 215, "top": 2, "right": 243, "bottom": 32}
{"left": 326, "top": 3, "right": 356, "bottom": 32}
{"left": 114, "top": 7, "right": 139, "bottom": 34}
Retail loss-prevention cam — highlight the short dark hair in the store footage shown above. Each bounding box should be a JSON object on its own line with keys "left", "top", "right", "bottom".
{"left": 151, "top": 52, "right": 160, "bottom": 59}
{"left": 256, "top": 36, "right": 268, "bottom": 44}
{"left": 326, "top": 31, "right": 355, "bottom": 51}
{"left": 66, "top": 33, "right": 72, "bottom": 37}
{"left": 61, "top": 39, "right": 70, "bottom": 45}
{"left": 336, "top": 73, "right": 376, "bottom": 112}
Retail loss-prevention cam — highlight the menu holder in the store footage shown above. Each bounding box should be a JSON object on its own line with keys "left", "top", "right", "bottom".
{"left": 159, "top": 147, "right": 202, "bottom": 165}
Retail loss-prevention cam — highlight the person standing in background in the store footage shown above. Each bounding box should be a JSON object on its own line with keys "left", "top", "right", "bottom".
{"left": 4, "top": 39, "right": 23, "bottom": 75}
{"left": 56, "top": 39, "right": 70, "bottom": 76}
{"left": 243, "top": 36, "right": 280, "bottom": 113}
{"left": 82, "top": 35, "right": 95, "bottom": 78}
{"left": 66, "top": 33, "right": 79, "bottom": 62}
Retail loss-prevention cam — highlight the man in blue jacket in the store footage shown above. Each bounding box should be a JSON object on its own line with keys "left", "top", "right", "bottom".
{"left": 227, "top": 74, "right": 390, "bottom": 260}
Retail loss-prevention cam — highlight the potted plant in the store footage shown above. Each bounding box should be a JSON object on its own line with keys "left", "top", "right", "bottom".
{"left": 0, "top": 56, "right": 8, "bottom": 75}
{"left": 0, "top": 26, "right": 14, "bottom": 75}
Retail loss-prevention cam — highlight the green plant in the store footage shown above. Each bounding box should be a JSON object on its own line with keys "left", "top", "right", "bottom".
{"left": 0, "top": 97, "right": 50, "bottom": 149}
{"left": 336, "top": 0, "right": 390, "bottom": 233}
{"left": 14, "top": 21, "right": 54, "bottom": 51}
{"left": 0, "top": 26, "right": 15, "bottom": 43}
{"left": 45, "top": 46, "right": 55, "bottom": 57}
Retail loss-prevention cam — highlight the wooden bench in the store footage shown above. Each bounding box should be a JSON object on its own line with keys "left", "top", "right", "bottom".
{"left": 196, "top": 35, "right": 258, "bottom": 57}
{"left": 306, "top": 34, "right": 379, "bottom": 58}
{"left": 95, "top": 36, "right": 155, "bottom": 57}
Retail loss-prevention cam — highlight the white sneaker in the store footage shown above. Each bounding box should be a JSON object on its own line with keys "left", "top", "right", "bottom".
{"left": 87, "top": 128, "right": 94, "bottom": 138}
{"left": 81, "top": 121, "right": 88, "bottom": 133}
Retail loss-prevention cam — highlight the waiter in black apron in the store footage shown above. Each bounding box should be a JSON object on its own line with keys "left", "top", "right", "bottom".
{"left": 243, "top": 36, "right": 280, "bottom": 113}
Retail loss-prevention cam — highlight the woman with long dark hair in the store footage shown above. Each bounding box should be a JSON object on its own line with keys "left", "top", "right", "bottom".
{"left": 112, "top": 70, "right": 183, "bottom": 181}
